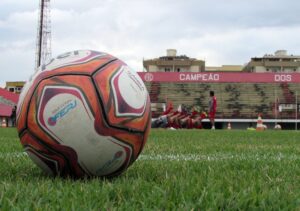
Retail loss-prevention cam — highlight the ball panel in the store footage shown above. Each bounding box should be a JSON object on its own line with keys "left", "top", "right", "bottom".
{"left": 93, "top": 61, "right": 151, "bottom": 132}
{"left": 111, "top": 66, "right": 148, "bottom": 116}
{"left": 110, "top": 132, "right": 145, "bottom": 160}
{"left": 16, "top": 73, "right": 42, "bottom": 133}
{"left": 21, "top": 130, "right": 85, "bottom": 177}
{"left": 42, "top": 50, "right": 116, "bottom": 75}
{"left": 43, "top": 50, "right": 106, "bottom": 71}
{"left": 92, "top": 105, "right": 148, "bottom": 161}
{"left": 26, "top": 148, "right": 57, "bottom": 176}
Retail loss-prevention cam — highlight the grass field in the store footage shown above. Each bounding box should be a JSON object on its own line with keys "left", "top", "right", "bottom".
{"left": 0, "top": 128, "right": 299, "bottom": 210}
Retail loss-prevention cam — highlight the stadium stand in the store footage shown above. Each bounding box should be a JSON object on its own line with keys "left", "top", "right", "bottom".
{"left": 144, "top": 81, "right": 300, "bottom": 120}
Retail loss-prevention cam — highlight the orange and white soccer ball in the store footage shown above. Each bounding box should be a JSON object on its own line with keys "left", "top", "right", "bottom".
{"left": 16, "top": 50, "right": 151, "bottom": 178}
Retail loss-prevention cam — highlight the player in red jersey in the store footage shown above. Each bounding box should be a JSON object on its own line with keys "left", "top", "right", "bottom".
{"left": 151, "top": 101, "right": 181, "bottom": 128}
{"left": 209, "top": 91, "right": 217, "bottom": 130}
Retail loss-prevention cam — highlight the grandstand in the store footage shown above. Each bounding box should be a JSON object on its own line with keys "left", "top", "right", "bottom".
{"left": 139, "top": 72, "right": 300, "bottom": 129}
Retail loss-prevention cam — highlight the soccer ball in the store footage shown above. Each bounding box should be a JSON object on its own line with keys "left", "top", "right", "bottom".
{"left": 274, "top": 124, "right": 282, "bottom": 130}
{"left": 16, "top": 50, "right": 151, "bottom": 178}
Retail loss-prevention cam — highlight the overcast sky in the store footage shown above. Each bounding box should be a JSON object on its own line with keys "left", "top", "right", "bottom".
{"left": 1, "top": 0, "right": 300, "bottom": 87}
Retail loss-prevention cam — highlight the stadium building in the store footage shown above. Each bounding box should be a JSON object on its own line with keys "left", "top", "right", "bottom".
{"left": 0, "top": 81, "right": 23, "bottom": 127}
{"left": 5, "top": 81, "right": 25, "bottom": 94}
{"left": 141, "top": 50, "right": 300, "bottom": 129}
{"left": 0, "top": 88, "right": 19, "bottom": 127}
{"left": 143, "top": 49, "right": 205, "bottom": 72}
{"left": 244, "top": 50, "right": 300, "bottom": 73}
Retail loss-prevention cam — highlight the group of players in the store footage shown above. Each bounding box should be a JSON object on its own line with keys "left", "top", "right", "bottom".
{"left": 151, "top": 91, "right": 217, "bottom": 130}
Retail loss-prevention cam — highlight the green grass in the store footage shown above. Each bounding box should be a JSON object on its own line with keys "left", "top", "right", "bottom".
{"left": 0, "top": 128, "right": 299, "bottom": 210}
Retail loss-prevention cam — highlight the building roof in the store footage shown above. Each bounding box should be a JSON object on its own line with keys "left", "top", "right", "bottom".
{"left": 251, "top": 50, "right": 300, "bottom": 60}
{"left": 0, "top": 103, "right": 13, "bottom": 117}
{"left": 0, "top": 88, "right": 19, "bottom": 104}
{"left": 6, "top": 81, "right": 26, "bottom": 86}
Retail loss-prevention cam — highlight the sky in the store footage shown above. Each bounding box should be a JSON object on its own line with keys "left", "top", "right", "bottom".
{"left": 1, "top": 0, "right": 300, "bottom": 87}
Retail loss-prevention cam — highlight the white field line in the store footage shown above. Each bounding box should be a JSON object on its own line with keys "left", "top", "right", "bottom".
{"left": 0, "top": 152, "right": 299, "bottom": 162}
{"left": 0, "top": 152, "right": 27, "bottom": 159}
{"left": 137, "top": 153, "right": 300, "bottom": 162}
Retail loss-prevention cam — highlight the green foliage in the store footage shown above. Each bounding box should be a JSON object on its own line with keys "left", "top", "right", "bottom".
{"left": 0, "top": 128, "right": 299, "bottom": 210}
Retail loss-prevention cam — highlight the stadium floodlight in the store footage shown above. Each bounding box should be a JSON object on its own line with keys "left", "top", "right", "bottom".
{"left": 35, "top": 0, "right": 52, "bottom": 70}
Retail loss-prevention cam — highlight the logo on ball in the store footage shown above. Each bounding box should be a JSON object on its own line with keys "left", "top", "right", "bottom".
{"left": 47, "top": 100, "right": 77, "bottom": 126}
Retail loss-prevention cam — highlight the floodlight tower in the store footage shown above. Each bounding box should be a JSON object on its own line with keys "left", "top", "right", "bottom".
{"left": 35, "top": 0, "right": 52, "bottom": 69}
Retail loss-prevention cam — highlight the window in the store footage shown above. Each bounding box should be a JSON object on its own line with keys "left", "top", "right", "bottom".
{"left": 268, "top": 58, "right": 280, "bottom": 61}
{"left": 9, "top": 88, "right": 15, "bottom": 92}
{"left": 177, "top": 68, "right": 180, "bottom": 72}
{"left": 282, "top": 58, "right": 291, "bottom": 62}
{"left": 252, "top": 58, "right": 262, "bottom": 62}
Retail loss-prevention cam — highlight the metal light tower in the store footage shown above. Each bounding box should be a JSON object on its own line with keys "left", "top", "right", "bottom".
{"left": 35, "top": 0, "right": 52, "bottom": 69}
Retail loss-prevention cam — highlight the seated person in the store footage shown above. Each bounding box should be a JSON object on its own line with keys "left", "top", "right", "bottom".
{"left": 152, "top": 104, "right": 207, "bottom": 129}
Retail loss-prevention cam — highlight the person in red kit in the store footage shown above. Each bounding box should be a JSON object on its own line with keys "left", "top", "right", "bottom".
{"left": 209, "top": 91, "right": 217, "bottom": 130}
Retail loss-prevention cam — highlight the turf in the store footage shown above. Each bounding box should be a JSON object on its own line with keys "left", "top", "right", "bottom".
{"left": 0, "top": 128, "right": 299, "bottom": 210}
